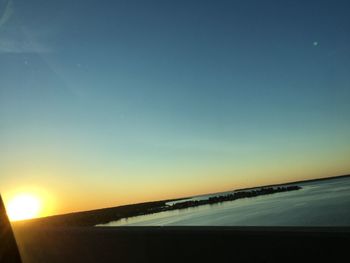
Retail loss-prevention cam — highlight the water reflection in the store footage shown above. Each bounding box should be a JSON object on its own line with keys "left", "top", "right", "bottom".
{"left": 98, "top": 177, "right": 350, "bottom": 227}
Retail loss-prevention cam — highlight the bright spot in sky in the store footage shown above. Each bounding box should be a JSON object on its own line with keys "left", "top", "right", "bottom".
{"left": 6, "top": 194, "right": 42, "bottom": 221}
{"left": 313, "top": 41, "right": 319, "bottom": 46}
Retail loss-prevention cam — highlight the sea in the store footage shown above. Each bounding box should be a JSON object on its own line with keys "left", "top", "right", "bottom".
{"left": 97, "top": 176, "right": 350, "bottom": 227}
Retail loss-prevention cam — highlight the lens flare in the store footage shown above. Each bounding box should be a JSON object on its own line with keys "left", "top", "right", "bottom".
{"left": 6, "top": 194, "right": 42, "bottom": 221}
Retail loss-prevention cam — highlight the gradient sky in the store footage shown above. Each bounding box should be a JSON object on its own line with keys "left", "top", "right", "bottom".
{"left": 1, "top": 0, "right": 350, "bottom": 216}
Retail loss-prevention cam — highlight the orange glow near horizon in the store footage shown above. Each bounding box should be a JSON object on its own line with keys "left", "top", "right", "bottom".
{"left": 2, "top": 167, "right": 349, "bottom": 219}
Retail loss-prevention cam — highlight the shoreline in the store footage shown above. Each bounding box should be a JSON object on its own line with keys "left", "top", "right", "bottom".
{"left": 13, "top": 174, "right": 349, "bottom": 227}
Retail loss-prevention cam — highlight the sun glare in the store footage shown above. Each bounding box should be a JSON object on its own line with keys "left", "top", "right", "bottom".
{"left": 7, "top": 194, "right": 42, "bottom": 221}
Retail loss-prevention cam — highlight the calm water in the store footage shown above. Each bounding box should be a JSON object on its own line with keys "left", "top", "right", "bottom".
{"left": 98, "top": 177, "right": 350, "bottom": 226}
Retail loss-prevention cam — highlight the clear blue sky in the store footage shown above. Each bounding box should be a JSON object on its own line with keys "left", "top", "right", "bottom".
{"left": 1, "top": 0, "right": 350, "bottom": 215}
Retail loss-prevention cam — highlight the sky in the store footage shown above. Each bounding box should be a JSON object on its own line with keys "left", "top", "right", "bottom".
{"left": 1, "top": 0, "right": 350, "bottom": 216}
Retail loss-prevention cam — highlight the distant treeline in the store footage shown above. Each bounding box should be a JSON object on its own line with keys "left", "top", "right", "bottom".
{"left": 168, "top": 186, "right": 301, "bottom": 210}
{"left": 15, "top": 186, "right": 301, "bottom": 227}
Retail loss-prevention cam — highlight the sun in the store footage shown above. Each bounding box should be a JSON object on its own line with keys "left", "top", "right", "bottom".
{"left": 6, "top": 193, "right": 42, "bottom": 221}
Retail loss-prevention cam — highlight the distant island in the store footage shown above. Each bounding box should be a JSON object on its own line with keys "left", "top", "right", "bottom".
{"left": 168, "top": 186, "right": 301, "bottom": 210}
{"left": 14, "top": 174, "right": 349, "bottom": 227}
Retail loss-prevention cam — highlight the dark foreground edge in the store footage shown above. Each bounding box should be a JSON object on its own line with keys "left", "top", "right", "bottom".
{"left": 0, "top": 195, "right": 22, "bottom": 263}
{"left": 13, "top": 225, "right": 350, "bottom": 263}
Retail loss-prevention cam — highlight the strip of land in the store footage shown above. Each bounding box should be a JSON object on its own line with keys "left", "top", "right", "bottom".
{"left": 16, "top": 186, "right": 301, "bottom": 227}
{"left": 164, "top": 185, "right": 301, "bottom": 211}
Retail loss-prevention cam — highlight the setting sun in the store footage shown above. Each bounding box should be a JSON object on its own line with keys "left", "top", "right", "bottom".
{"left": 7, "top": 194, "right": 42, "bottom": 221}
